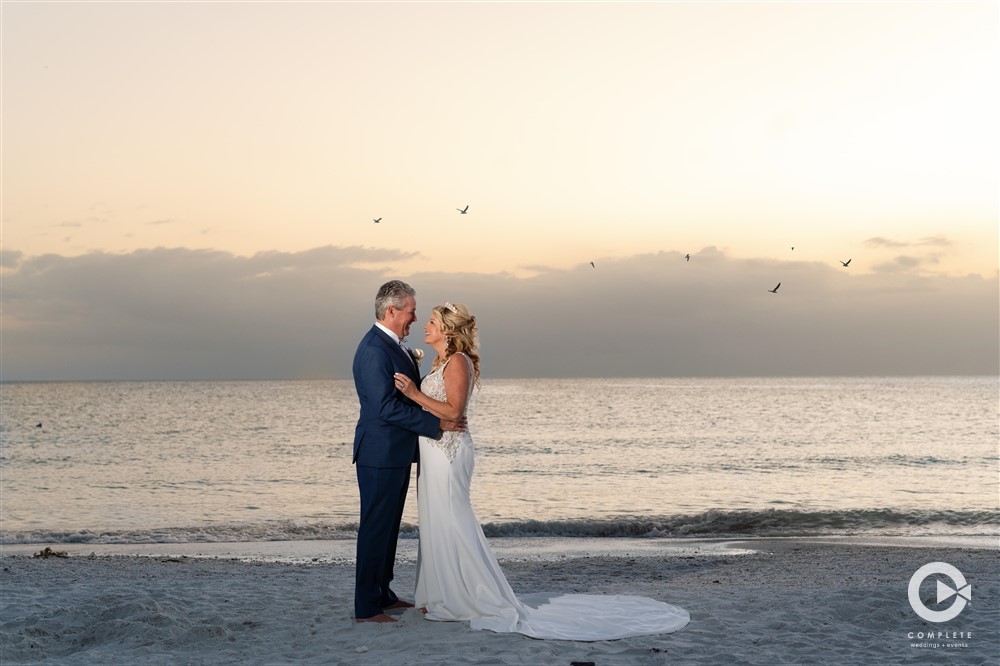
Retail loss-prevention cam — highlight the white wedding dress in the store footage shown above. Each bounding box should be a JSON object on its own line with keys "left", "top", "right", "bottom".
{"left": 414, "top": 354, "right": 689, "bottom": 640}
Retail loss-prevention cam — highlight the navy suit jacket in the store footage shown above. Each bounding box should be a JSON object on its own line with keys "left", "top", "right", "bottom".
{"left": 352, "top": 325, "right": 440, "bottom": 467}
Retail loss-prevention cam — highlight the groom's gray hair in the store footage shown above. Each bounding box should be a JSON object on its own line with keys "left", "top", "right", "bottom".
{"left": 375, "top": 280, "right": 416, "bottom": 320}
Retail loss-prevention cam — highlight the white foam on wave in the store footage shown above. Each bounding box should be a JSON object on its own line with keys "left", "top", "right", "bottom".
{"left": 3, "top": 508, "right": 997, "bottom": 546}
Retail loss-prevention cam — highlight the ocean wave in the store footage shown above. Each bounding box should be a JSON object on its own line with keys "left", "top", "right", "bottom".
{"left": 480, "top": 508, "right": 1000, "bottom": 538}
{"left": 0, "top": 522, "right": 359, "bottom": 546}
{"left": 2, "top": 509, "right": 998, "bottom": 545}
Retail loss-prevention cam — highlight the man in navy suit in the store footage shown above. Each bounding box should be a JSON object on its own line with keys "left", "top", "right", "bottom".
{"left": 352, "top": 280, "right": 463, "bottom": 622}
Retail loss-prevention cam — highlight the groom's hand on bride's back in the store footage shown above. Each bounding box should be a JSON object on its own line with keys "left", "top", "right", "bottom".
{"left": 440, "top": 417, "right": 467, "bottom": 433}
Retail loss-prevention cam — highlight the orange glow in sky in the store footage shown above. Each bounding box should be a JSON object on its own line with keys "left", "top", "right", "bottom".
{"left": 3, "top": 1, "right": 997, "bottom": 278}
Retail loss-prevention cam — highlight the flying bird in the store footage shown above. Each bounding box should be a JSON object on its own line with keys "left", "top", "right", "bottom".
{"left": 589, "top": 261, "right": 595, "bottom": 268}
{"left": 373, "top": 217, "right": 382, "bottom": 224}
{"left": 457, "top": 205, "right": 469, "bottom": 214}
{"left": 840, "top": 259, "right": 851, "bottom": 267}
{"left": 768, "top": 282, "right": 781, "bottom": 294}
{"left": 36, "top": 422, "right": 42, "bottom": 428}
{"left": 685, "top": 254, "right": 691, "bottom": 262}
{"left": 791, "top": 247, "right": 795, "bottom": 251}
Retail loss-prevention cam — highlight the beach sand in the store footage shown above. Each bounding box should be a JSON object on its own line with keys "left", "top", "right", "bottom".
{"left": 1, "top": 538, "right": 996, "bottom": 665}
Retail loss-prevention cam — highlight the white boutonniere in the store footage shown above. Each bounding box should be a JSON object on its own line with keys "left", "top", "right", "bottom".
{"left": 410, "top": 348, "right": 424, "bottom": 365}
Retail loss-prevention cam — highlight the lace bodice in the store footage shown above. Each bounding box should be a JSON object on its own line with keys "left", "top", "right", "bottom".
{"left": 421, "top": 353, "right": 473, "bottom": 461}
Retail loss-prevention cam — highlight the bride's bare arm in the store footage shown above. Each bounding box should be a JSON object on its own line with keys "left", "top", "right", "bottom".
{"left": 394, "top": 354, "right": 470, "bottom": 421}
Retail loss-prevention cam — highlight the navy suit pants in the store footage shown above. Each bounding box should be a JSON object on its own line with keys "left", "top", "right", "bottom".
{"left": 354, "top": 464, "right": 411, "bottom": 619}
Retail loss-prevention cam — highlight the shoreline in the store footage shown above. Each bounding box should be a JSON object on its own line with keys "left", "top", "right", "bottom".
{"left": 2, "top": 537, "right": 997, "bottom": 664}
{"left": 1, "top": 534, "right": 995, "bottom": 564}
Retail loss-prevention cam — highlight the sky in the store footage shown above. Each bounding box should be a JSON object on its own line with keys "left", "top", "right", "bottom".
{"left": 1, "top": 1, "right": 997, "bottom": 380}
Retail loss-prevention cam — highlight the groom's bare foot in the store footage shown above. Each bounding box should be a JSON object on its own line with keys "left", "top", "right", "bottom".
{"left": 383, "top": 599, "right": 414, "bottom": 610}
{"left": 356, "top": 613, "right": 397, "bottom": 623}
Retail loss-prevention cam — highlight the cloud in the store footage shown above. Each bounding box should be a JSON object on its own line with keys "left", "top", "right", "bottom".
{"left": 916, "top": 235, "right": 953, "bottom": 247}
{"left": 865, "top": 236, "right": 954, "bottom": 275}
{"left": 865, "top": 237, "right": 906, "bottom": 249}
{"left": 872, "top": 254, "right": 942, "bottom": 274}
{"left": 865, "top": 235, "right": 953, "bottom": 249}
{"left": 0, "top": 249, "right": 23, "bottom": 268}
{"left": 148, "top": 219, "right": 175, "bottom": 225}
{"left": 1, "top": 245, "right": 996, "bottom": 380}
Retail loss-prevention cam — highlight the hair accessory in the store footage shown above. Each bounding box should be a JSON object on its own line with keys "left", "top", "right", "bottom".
{"left": 443, "top": 301, "right": 459, "bottom": 313}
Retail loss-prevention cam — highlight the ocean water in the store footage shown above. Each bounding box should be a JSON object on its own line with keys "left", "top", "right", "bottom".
{"left": 1, "top": 377, "right": 997, "bottom": 545}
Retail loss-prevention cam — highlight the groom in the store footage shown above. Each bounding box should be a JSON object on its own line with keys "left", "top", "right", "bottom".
{"left": 352, "top": 279, "right": 462, "bottom": 623}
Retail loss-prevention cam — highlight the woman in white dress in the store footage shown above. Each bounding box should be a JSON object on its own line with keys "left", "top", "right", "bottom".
{"left": 393, "top": 302, "right": 688, "bottom": 641}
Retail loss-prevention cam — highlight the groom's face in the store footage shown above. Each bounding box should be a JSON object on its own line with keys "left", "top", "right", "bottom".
{"left": 386, "top": 295, "right": 418, "bottom": 340}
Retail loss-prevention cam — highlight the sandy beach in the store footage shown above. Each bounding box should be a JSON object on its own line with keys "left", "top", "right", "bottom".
{"left": 1, "top": 538, "right": 996, "bottom": 665}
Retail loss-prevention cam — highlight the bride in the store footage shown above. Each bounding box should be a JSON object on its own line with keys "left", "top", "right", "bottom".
{"left": 393, "top": 302, "right": 688, "bottom": 641}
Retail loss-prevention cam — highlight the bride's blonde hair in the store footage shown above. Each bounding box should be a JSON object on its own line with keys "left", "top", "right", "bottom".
{"left": 433, "top": 302, "right": 480, "bottom": 387}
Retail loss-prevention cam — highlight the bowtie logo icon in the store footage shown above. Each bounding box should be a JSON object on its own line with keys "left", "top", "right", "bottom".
{"left": 936, "top": 577, "right": 972, "bottom": 605}
{"left": 908, "top": 562, "right": 971, "bottom": 623}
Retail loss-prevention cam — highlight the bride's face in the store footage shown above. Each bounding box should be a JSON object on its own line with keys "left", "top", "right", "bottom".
{"left": 423, "top": 313, "right": 445, "bottom": 346}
